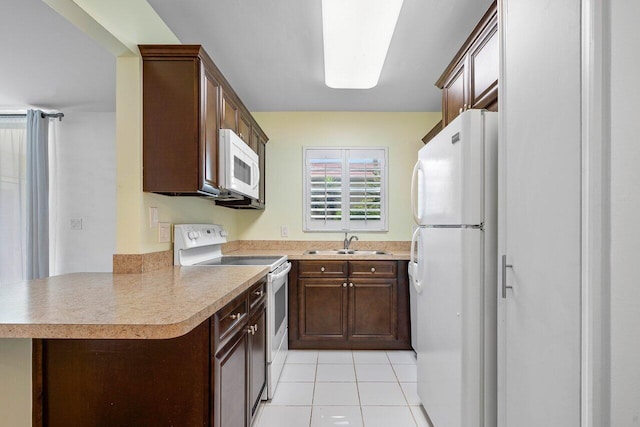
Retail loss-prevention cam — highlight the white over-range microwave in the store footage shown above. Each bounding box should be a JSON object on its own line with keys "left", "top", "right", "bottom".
{"left": 218, "top": 129, "right": 259, "bottom": 200}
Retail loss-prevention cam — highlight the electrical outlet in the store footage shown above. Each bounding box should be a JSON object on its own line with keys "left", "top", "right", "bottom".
{"left": 158, "top": 223, "right": 171, "bottom": 243}
{"left": 280, "top": 225, "right": 288, "bottom": 238}
{"left": 70, "top": 218, "right": 83, "bottom": 230}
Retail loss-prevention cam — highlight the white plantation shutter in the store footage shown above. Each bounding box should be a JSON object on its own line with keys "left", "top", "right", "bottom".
{"left": 304, "top": 148, "right": 387, "bottom": 231}
{"left": 348, "top": 150, "right": 383, "bottom": 224}
{"left": 309, "top": 155, "right": 342, "bottom": 222}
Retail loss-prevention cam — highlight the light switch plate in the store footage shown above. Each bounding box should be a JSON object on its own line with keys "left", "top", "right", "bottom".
{"left": 158, "top": 223, "right": 171, "bottom": 243}
{"left": 149, "top": 207, "right": 159, "bottom": 228}
{"left": 280, "top": 225, "right": 288, "bottom": 238}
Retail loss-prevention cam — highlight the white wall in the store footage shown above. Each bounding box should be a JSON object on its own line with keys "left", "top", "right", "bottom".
{"left": 609, "top": 0, "right": 640, "bottom": 424}
{"left": 52, "top": 112, "right": 116, "bottom": 273}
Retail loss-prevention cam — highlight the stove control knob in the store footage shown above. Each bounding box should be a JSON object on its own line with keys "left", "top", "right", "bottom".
{"left": 187, "top": 231, "right": 198, "bottom": 240}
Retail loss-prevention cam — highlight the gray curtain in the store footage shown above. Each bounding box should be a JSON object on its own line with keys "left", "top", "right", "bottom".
{"left": 26, "top": 110, "right": 49, "bottom": 279}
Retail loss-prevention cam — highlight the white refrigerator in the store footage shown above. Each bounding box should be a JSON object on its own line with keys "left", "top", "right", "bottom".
{"left": 409, "top": 110, "right": 498, "bottom": 427}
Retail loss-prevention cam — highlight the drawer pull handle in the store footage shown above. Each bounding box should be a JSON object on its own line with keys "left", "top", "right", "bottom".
{"left": 343, "top": 282, "right": 347, "bottom": 287}
{"left": 254, "top": 290, "right": 264, "bottom": 297}
{"left": 371, "top": 267, "right": 376, "bottom": 273}
{"left": 247, "top": 325, "right": 255, "bottom": 335}
{"left": 320, "top": 267, "right": 325, "bottom": 272}
{"left": 230, "top": 312, "right": 242, "bottom": 320}
{"left": 254, "top": 323, "right": 258, "bottom": 333}
{"left": 349, "top": 282, "right": 354, "bottom": 288}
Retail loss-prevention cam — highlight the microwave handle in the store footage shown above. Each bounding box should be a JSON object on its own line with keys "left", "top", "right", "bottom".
{"left": 252, "top": 160, "right": 259, "bottom": 190}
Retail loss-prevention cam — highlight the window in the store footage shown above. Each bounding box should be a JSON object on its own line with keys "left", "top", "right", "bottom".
{"left": 0, "top": 117, "right": 27, "bottom": 284}
{"left": 304, "top": 147, "right": 387, "bottom": 232}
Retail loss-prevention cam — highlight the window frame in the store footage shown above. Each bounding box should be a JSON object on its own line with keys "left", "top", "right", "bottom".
{"left": 303, "top": 147, "right": 388, "bottom": 232}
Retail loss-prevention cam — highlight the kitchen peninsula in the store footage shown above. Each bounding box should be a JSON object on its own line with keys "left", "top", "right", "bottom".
{"left": 0, "top": 266, "right": 268, "bottom": 427}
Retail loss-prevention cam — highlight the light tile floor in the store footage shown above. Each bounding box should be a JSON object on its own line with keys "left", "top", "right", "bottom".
{"left": 254, "top": 350, "right": 432, "bottom": 427}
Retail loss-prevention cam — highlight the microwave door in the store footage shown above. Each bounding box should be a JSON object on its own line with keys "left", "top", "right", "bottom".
{"left": 235, "top": 154, "right": 251, "bottom": 186}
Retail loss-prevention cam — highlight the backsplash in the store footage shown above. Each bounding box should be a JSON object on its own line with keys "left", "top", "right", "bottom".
{"left": 113, "top": 240, "right": 410, "bottom": 273}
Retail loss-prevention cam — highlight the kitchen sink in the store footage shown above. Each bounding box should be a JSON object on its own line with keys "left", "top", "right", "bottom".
{"left": 304, "top": 249, "right": 388, "bottom": 255}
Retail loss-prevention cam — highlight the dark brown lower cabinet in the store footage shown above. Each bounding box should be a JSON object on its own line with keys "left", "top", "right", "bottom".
{"left": 289, "top": 260, "right": 411, "bottom": 350}
{"left": 248, "top": 307, "right": 266, "bottom": 422}
{"left": 214, "top": 328, "right": 248, "bottom": 427}
{"left": 349, "top": 278, "right": 397, "bottom": 342}
{"left": 211, "top": 282, "right": 267, "bottom": 427}
{"left": 38, "top": 321, "right": 210, "bottom": 427}
{"left": 34, "top": 280, "right": 267, "bottom": 427}
{"left": 299, "top": 278, "right": 348, "bottom": 341}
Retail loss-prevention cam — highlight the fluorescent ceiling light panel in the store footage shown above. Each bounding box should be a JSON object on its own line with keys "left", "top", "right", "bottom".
{"left": 322, "top": 0, "right": 404, "bottom": 89}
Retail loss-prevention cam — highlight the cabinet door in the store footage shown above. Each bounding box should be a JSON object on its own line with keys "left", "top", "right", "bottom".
{"left": 238, "top": 112, "right": 251, "bottom": 145}
{"left": 498, "top": 0, "right": 581, "bottom": 425}
{"left": 142, "top": 57, "right": 200, "bottom": 193}
{"left": 257, "top": 136, "right": 266, "bottom": 205}
{"left": 248, "top": 307, "right": 266, "bottom": 421}
{"left": 348, "top": 278, "right": 397, "bottom": 341}
{"left": 299, "top": 278, "right": 348, "bottom": 341}
{"left": 221, "top": 91, "right": 239, "bottom": 131}
{"left": 214, "top": 329, "right": 248, "bottom": 427}
{"left": 250, "top": 128, "right": 260, "bottom": 154}
{"left": 201, "top": 67, "right": 220, "bottom": 192}
{"left": 442, "top": 61, "right": 467, "bottom": 126}
{"left": 469, "top": 18, "right": 498, "bottom": 110}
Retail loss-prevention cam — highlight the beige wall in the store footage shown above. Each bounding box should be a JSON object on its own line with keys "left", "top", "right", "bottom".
{"left": 0, "top": 340, "right": 31, "bottom": 427}
{"left": 236, "top": 112, "right": 440, "bottom": 241}
{"left": 142, "top": 193, "right": 238, "bottom": 253}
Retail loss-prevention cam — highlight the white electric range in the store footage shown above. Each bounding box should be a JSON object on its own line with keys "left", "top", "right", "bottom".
{"left": 174, "top": 224, "right": 290, "bottom": 400}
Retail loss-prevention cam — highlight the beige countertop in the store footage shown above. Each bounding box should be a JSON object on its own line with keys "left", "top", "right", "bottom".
{"left": 225, "top": 249, "right": 411, "bottom": 261}
{"left": 0, "top": 247, "right": 409, "bottom": 341}
{"left": 0, "top": 266, "right": 268, "bottom": 340}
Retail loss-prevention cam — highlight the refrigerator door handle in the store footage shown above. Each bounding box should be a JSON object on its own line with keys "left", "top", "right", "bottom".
{"left": 501, "top": 254, "right": 513, "bottom": 298}
{"left": 409, "top": 227, "right": 423, "bottom": 294}
{"left": 411, "top": 160, "right": 426, "bottom": 225}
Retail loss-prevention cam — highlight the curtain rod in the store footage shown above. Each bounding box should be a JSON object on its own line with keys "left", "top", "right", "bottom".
{"left": 0, "top": 112, "right": 64, "bottom": 121}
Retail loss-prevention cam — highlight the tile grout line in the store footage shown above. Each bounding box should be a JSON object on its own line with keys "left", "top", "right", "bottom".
{"left": 353, "top": 350, "right": 366, "bottom": 426}
{"left": 308, "top": 353, "right": 318, "bottom": 427}
{"left": 388, "top": 350, "right": 420, "bottom": 427}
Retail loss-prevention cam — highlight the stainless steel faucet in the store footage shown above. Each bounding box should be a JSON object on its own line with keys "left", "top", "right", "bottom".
{"left": 344, "top": 233, "right": 359, "bottom": 250}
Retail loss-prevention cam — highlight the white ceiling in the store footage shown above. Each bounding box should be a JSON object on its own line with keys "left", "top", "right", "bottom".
{"left": 0, "top": 0, "right": 116, "bottom": 112}
{"left": 0, "top": 0, "right": 492, "bottom": 113}
{"left": 148, "top": 0, "right": 493, "bottom": 111}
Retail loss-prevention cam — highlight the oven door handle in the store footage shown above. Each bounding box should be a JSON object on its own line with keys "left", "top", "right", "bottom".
{"left": 268, "top": 262, "right": 292, "bottom": 283}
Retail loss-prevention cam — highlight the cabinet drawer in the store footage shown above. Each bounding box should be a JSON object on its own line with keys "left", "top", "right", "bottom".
{"left": 299, "top": 260, "right": 348, "bottom": 277}
{"left": 216, "top": 297, "right": 248, "bottom": 342}
{"left": 249, "top": 278, "right": 267, "bottom": 311}
{"left": 349, "top": 261, "right": 397, "bottom": 278}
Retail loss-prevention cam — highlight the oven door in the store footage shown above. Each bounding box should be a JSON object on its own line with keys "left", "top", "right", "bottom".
{"left": 267, "top": 261, "right": 291, "bottom": 398}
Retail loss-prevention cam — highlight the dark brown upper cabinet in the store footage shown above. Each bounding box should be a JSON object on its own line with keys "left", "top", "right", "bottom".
{"left": 423, "top": 1, "right": 498, "bottom": 144}
{"left": 238, "top": 111, "right": 252, "bottom": 147}
{"left": 139, "top": 44, "right": 268, "bottom": 206}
